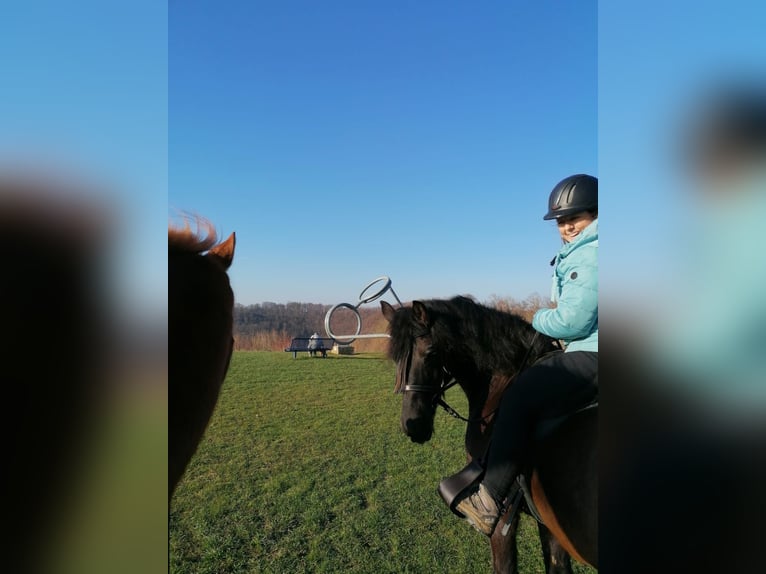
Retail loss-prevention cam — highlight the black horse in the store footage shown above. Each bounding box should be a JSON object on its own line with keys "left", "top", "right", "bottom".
{"left": 381, "top": 297, "right": 597, "bottom": 573}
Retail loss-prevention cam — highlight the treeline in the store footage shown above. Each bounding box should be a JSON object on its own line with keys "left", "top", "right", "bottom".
{"left": 233, "top": 295, "right": 550, "bottom": 353}
{"left": 485, "top": 293, "right": 550, "bottom": 323}
{"left": 234, "top": 302, "right": 330, "bottom": 338}
{"left": 233, "top": 302, "right": 389, "bottom": 352}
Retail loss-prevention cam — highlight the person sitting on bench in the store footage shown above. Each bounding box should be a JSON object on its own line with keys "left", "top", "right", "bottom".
{"left": 307, "top": 332, "right": 324, "bottom": 357}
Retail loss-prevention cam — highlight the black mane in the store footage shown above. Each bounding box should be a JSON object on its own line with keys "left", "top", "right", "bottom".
{"left": 387, "top": 296, "right": 555, "bottom": 376}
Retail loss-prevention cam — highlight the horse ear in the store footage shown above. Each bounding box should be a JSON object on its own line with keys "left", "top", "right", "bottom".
{"left": 412, "top": 300, "right": 430, "bottom": 326}
{"left": 208, "top": 232, "right": 236, "bottom": 270}
{"left": 380, "top": 301, "right": 396, "bottom": 323}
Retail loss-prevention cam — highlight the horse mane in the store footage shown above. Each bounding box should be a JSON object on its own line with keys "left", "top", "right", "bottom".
{"left": 388, "top": 296, "right": 554, "bottom": 376}
{"left": 168, "top": 216, "right": 219, "bottom": 254}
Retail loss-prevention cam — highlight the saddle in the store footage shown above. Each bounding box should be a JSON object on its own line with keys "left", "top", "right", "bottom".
{"left": 438, "top": 401, "right": 598, "bottom": 533}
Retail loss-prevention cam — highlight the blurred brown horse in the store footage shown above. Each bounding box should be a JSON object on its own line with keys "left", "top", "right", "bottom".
{"left": 169, "top": 219, "right": 236, "bottom": 498}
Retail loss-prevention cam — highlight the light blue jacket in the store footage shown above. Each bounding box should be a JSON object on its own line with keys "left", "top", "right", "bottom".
{"left": 651, "top": 173, "right": 766, "bottom": 407}
{"left": 532, "top": 219, "right": 598, "bottom": 352}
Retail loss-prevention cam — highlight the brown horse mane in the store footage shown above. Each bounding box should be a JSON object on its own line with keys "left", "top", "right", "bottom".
{"left": 169, "top": 216, "right": 219, "bottom": 254}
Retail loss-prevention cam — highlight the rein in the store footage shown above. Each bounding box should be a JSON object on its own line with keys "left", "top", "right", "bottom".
{"left": 397, "top": 331, "right": 548, "bottom": 424}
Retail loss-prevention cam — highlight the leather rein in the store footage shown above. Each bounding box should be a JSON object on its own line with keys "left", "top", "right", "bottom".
{"left": 395, "top": 331, "right": 548, "bottom": 424}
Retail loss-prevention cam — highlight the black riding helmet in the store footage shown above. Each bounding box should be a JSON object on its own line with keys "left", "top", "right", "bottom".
{"left": 543, "top": 174, "right": 598, "bottom": 220}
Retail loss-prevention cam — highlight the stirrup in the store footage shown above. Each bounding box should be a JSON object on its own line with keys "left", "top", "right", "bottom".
{"left": 437, "top": 459, "right": 485, "bottom": 517}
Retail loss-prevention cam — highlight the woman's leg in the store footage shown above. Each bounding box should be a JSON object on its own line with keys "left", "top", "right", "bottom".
{"left": 483, "top": 351, "right": 598, "bottom": 504}
{"left": 455, "top": 351, "right": 598, "bottom": 534}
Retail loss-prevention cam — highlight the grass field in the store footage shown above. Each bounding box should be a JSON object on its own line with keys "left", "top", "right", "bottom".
{"left": 170, "top": 352, "right": 596, "bottom": 574}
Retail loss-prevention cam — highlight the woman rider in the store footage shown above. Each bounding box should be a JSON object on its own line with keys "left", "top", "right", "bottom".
{"left": 452, "top": 173, "right": 599, "bottom": 535}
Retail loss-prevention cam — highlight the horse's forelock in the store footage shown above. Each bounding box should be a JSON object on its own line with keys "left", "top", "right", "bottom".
{"left": 387, "top": 306, "right": 416, "bottom": 362}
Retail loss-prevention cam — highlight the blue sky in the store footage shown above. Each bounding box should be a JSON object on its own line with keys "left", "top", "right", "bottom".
{"left": 169, "top": 1, "right": 597, "bottom": 304}
{"left": 1, "top": 1, "right": 168, "bottom": 320}
{"left": 5, "top": 0, "right": 760, "bottom": 312}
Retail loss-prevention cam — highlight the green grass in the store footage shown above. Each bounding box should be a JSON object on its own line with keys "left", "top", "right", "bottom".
{"left": 170, "top": 352, "right": 596, "bottom": 574}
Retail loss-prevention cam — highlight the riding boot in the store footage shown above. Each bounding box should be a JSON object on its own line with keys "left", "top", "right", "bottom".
{"left": 439, "top": 460, "right": 503, "bottom": 536}
{"left": 454, "top": 483, "right": 502, "bottom": 536}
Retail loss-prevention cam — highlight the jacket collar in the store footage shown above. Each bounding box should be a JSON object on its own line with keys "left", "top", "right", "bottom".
{"left": 559, "top": 218, "right": 598, "bottom": 258}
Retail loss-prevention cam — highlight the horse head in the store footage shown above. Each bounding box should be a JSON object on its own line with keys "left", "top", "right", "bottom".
{"left": 381, "top": 300, "right": 451, "bottom": 444}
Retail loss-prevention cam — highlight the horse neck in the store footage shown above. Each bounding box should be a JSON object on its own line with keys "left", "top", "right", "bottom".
{"left": 451, "top": 320, "right": 544, "bottom": 461}
{"left": 455, "top": 370, "right": 514, "bottom": 460}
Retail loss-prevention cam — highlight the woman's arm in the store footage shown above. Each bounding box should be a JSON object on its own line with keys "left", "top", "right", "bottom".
{"left": 532, "top": 257, "right": 597, "bottom": 341}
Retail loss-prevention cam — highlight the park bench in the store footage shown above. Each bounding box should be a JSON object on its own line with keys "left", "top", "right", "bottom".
{"left": 284, "top": 337, "right": 336, "bottom": 358}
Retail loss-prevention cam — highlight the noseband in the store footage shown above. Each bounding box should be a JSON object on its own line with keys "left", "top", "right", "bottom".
{"left": 394, "top": 347, "right": 468, "bottom": 421}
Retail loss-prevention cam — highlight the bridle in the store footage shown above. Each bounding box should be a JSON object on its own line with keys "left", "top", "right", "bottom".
{"left": 404, "top": 363, "right": 467, "bottom": 421}
{"left": 394, "top": 330, "right": 549, "bottom": 424}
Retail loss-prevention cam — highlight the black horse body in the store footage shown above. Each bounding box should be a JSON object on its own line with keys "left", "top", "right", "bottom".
{"left": 382, "top": 296, "right": 597, "bottom": 573}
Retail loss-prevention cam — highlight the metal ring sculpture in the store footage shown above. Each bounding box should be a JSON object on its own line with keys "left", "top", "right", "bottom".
{"left": 324, "top": 276, "right": 403, "bottom": 344}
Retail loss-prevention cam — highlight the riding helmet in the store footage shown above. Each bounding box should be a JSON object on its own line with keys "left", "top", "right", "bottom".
{"left": 543, "top": 174, "right": 598, "bottom": 220}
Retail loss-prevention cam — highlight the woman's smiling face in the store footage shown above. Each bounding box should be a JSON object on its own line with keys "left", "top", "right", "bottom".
{"left": 557, "top": 211, "right": 596, "bottom": 243}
